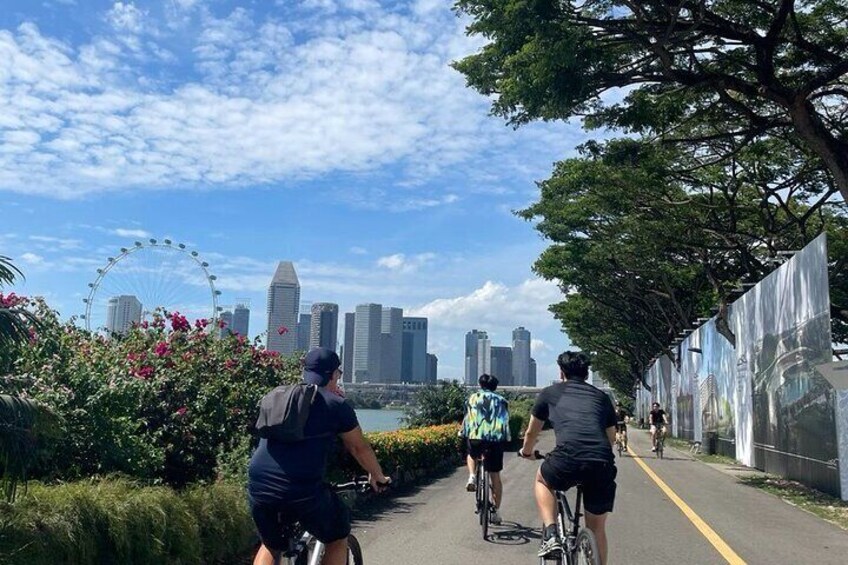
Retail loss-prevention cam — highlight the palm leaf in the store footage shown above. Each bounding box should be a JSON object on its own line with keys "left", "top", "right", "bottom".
{"left": 0, "top": 394, "right": 58, "bottom": 502}
{"left": 0, "top": 255, "right": 23, "bottom": 287}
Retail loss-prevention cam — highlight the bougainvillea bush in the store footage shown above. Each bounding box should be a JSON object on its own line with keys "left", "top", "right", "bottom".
{"left": 3, "top": 298, "right": 300, "bottom": 487}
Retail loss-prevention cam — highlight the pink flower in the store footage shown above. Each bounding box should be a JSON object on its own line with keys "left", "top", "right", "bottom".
{"left": 237, "top": 335, "right": 246, "bottom": 345}
{"left": 140, "top": 321, "right": 150, "bottom": 329}
{"left": 169, "top": 312, "right": 190, "bottom": 332}
{"left": 218, "top": 319, "right": 227, "bottom": 329}
{"left": 134, "top": 366, "right": 154, "bottom": 380}
{"left": 0, "top": 292, "right": 25, "bottom": 308}
{"left": 225, "top": 359, "right": 236, "bottom": 369}
{"left": 176, "top": 407, "right": 187, "bottom": 417}
{"left": 154, "top": 341, "right": 171, "bottom": 357}
{"left": 126, "top": 352, "right": 141, "bottom": 362}
{"left": 277, "top": 326, "right": 289, "bottom": 335}
{"left": 194, "top": 318, "right": 209, "bottom": 330}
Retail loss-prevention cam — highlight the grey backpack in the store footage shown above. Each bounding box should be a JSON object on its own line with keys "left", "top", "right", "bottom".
{"left": 255, "top": 384, "right": 321, "bottom": 442}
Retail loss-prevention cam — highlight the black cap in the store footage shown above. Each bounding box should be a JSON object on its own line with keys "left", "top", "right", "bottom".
{"left": 303, "top": 347, "right": 341, "bottom": 387}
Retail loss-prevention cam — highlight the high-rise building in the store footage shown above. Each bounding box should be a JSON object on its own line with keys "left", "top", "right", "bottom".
{"left": 491, "top": 346, "right": 514, "bottom": 386}
{"left": 342, "top": 312, "right": 355, "bottom": 374}
{"left": 310, "top": 303, "right": 339, "bottom": 351}
{"left": 426, "top": 353, "right": 438, "bottom": 383}
{"left": 529, "top": 357, "right": 537, "bottom": 387}
{"left": 512, "top": 327, "right": 532, "bottom": 386}
{"left": 296, "top": 313, "right": 311, "bottom": 352}
{"left": 106, "top": 295, "right": 142, "bottom": 336}
{"left": 218, "top": 310, "right": 234, "bottom": 338}
{"left": 401, "top": 317, "right": 428, "bottom": 383}
{"left": 380, "top": 307, "right": 403, "bottom": 383}
{"left": 232, "top": 302, "right": 250, "bottom": 337}
{"left": 477, "top": 336, "right": 491, "bottom": 377}
{"left": 465, "top": 329, "right": 489, "bottom": 385}
{"left": 353, "top": 304, "right": 382, "bottom": 383}
{"left": 266, "top": 262, "right": 300, "bottom": 354}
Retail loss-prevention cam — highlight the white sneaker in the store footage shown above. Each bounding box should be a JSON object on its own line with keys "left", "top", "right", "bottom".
{"left": 490, "top": 509, "right": 502, "bottom": 525}
{"left": 466, "top": 476, "right": 476, "bottom": 492}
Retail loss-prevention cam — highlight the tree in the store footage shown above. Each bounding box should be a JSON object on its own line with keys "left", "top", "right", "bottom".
{"left": 405, "top": 381, "right": 467, "bottom": 428}
{"left": 454, "top": 0, "right": 848, "bottom": 201}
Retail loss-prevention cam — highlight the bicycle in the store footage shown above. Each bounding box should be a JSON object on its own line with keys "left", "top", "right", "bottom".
{"left": 473, "top": 454, "right": 494, "bottom": 540}
{"left": 527, "top": 451, "right": 601, "bottom": 565}
{"left": 275, "top": 477, "right": 374, "bottom": 565}
{"left": 614, "top": 425, "right": 627, "bottom": 457}
{"left": 654, "top": 425, "right": 665, "bottom": 459}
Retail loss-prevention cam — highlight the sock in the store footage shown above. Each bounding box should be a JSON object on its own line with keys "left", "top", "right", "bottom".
{"left": 544, "top": 524, "right": 558, "bottom": 540}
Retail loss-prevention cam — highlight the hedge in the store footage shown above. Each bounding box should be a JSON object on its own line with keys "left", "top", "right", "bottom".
{"left": 0, "top": 480, "right": 254, "bottom": 565}
{"left": 1, "top": 425, "right": 465, "bottom": 564}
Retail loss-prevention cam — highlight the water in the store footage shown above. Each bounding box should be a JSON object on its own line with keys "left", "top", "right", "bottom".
{"left": 356, "top": 409, "right": 405, "bottom": 432}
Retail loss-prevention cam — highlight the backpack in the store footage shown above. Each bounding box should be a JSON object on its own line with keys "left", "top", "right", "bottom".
{"left": 255, "top": 384, "right": 321, "bottom": 442}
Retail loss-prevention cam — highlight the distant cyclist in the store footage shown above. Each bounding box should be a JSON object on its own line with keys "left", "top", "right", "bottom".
{"left": 649, "top": 402, "right": 669, "bottom": 452}
{"left": 519, "top": 352, "right": 616, "bottom": 564}
{"left": 614, "top": 402, "right": 629, "bottom": 450}
{"left": 462, "top": 373, "right": 511, "bottom": 525}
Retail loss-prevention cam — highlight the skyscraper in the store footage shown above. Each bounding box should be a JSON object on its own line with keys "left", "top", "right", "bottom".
{"left": 232, "top": 301, "right": 250, "bottom": 337}
{"left": 310, "top": 303, "right": 339, "bottom": 351}
{"left": 491, "top": 346, "right": 514, "bottom": 386}
{"left": 353, "top": 304, "right": 382, "bottom": 383}
{"left": 477, "top": 336, "right": 491, "bottom": 376}
{"left": 426, "top": 353, "right": 438, "bottom": 383}
{"left": 342, "top": 312, "right": 355, "bottom": 374}
{"left": 266, "top": 262, "right": 300, "bottom": 354}
{"left": 218, "top": 310, "right": 234, "bottom": 338}
{"left": 530, "top": 358, "right": 537, "bottom": 387}
{"left": 465, "top": 329, "right": 489, "bottom": 385}
{"left": 402, "top": 317, "right": 428, "bottom": 383}
{"left": 296, "top": 313, "right": 311, "bottom": 352}
{"left": 106, "top": 295, "right": 142, "bottom": 336}
{"left": 512, "top": 327, "right": 532, "bottom": 386}
{"left": 380, "top": 307, "right": 403, "bottom": 383}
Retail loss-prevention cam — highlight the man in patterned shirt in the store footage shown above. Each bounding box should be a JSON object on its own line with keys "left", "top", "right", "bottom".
{"left": 462, "top": 373, "right": 511, "bottom": 525}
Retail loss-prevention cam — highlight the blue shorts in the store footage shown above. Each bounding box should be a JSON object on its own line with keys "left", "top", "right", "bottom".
{"left": 249, "top": 486, "right": 351, "bottom": 550}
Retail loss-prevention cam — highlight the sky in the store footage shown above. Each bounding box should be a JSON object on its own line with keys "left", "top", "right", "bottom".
{"left": 0, "top": 0, "right": 591, "bottom": 384}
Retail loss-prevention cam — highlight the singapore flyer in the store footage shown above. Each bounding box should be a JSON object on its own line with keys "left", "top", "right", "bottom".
{"left": 81, "top": 238, "right": 222, "bottom": 334}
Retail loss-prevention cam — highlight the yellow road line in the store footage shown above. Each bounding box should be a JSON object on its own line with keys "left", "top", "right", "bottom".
{"left": 627, "top": 445, "right": 747, "bottom": 565}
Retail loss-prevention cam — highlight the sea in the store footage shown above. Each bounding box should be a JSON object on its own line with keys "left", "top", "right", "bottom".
{"left": 356, "top": 409, "right": 405, "bottom": 432}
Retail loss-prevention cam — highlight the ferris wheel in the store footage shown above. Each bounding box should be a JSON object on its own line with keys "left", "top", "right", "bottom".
{"left": 81, "top": 238, "right": 222, "bottom": 333}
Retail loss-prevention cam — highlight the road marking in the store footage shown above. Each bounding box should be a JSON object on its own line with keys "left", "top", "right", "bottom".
{"left": 627, "top": 446, "right": 747, "bottom": 565}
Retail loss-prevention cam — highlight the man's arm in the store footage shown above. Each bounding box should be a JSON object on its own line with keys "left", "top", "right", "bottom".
{"left": 606, "top": 426, "right": 616, "bottom": 446}
{"left": 519, "top": 415, "right": 544, "bottom": 457}
{"left": 340, "top": 426, "right": 390, "bottom": 491}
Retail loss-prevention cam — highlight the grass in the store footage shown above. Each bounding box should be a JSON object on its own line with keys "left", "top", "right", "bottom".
{"left": 739, "top": 475, "right": 848, "bottom": 531}
{"left": 664, "top": 436, "right": 737, "bottom": 465}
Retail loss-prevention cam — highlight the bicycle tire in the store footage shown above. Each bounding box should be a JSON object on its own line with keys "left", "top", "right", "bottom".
{"left": 480, "top": 472, "right": 490, "bottom": 540}
{"left": 574, "top": 528, "right": 600, "bottom": 565}
{"left": 475, "top": 465, "right": 484, "bottom": 522}
{"left": 347, "top": 534, "right": 364, "bottom": 565}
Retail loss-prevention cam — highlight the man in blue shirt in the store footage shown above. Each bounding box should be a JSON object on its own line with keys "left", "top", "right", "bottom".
{"left": 248, "top": 348, "right": 390, "bottom": 565}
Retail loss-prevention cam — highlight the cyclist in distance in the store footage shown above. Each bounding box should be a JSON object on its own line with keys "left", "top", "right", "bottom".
{"left": 615, "top": 402, "right": 629, "bottom": 450}
{"left": 519, "top": 352, "right": 617, "bottom": 565}
{"left": 462, "top": 373, "right": 511, "bottom": 525}
{"left": 248, "top": 348, "right": 391, "bottom": 565}
{"left": 649, "top": 402, "right": 669, "bottom": 452}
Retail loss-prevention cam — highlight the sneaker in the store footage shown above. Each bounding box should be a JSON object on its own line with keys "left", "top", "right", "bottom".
{"left": 651, "top": 447, "right": 657, "bottom": 452}
{"left": 466, "top": 476, "right": 476, "bottom": 492}
{"left": 490, "top": 509, "right": 502, "bottom": 525}
{"left": 538, "top": 536, "right": 563, "bottom": 559}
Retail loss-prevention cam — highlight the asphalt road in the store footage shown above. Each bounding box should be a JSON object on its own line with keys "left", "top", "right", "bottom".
{"left": 352, "top": 430, "right": 848, "bottom": 564}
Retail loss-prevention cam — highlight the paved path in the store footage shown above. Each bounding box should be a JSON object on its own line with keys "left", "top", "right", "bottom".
{"left": 353, "top": 430, "right": 848, "bottom": 564}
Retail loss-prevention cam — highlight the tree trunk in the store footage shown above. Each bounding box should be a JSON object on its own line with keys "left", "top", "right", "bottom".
{"left": 788, "top": 99, "right": 848, "bottom": 202}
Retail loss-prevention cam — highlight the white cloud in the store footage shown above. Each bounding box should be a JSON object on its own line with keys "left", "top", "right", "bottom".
{"left": 20, "top": 252, "right": 44, "bottom": 264}
{"left": 531, "top": 338, "right": 551, "bottom": 354}
{"left": 29, "top": 235, "right": 81, "bottom": 250}
{"left": 376, "top": 252, "right": 436, "bottom": 273}
{"left": 349, "top": 246, "right": 368, "bottom": 255}
{"left": 112, "top": 228, "right": 150, "bottom": 238}
{"left": 0, "top": 5, "right": 570, "bottom": 202}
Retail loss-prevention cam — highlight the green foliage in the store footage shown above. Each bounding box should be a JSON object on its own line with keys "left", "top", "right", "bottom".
{"left": 5, "top": 300, "right": 301, "bottom": 487}
{"left": 404, "top": 381, "right": 467, "bottom": 428}
{"left": 0, "top": 479, "right": 254, "bottom": 565}
{"left": 0, "top": 395, "right": 59, "bottom": 502}
{"left": 507, "top": 397, "right": 534, "bottom": 443}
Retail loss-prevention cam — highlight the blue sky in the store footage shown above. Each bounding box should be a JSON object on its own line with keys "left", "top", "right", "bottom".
{"left": 0, "top": 0, "right": 587, "bottom": 383}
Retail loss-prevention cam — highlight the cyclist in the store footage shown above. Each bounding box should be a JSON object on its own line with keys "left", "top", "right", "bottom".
{"left": 614, "top": 402, "right": 629, "bottom": 450}
{"left": 248, "top": 347, "right": 391, "bottom": 565}
{"left": 649, "top": 402, "right": 669, "bottom": 452}
{"left": 461, "top": 373, "right": 511, "bottom": 526}
{"left": 519, "top": 352, "right": 616, "bottom": 565}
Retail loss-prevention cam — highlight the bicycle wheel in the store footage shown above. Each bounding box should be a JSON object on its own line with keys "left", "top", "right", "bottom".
{"left": 347, "top": 534, "right": 364, "bottom": 565}
{"left": 480, "top": 472, "right": 490, "bottom": 539}
{"left": 657, "top": 437, "right": 664, "bottom": 459}
{"left": 574, "top": 528, "right": 600, "bottom": 565}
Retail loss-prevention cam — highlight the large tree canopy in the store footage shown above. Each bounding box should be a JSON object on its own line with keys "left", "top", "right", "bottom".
{"left": 455, "top": 0, "right": 848, "bottom": 200}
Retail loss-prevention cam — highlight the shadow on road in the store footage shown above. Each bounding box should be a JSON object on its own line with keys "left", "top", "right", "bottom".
{"left": 486, "top": 521, "right": 541, "bottom": 546}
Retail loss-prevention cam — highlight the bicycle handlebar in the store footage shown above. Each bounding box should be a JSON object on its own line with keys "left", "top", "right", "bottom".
{"left": 518, "top": 449, "right": 546, "bottom": 460}
{"left": 332, "top": 476, "right": 393, "bottom": 493}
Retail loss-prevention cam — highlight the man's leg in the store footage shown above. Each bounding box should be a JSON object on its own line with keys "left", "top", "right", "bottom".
{"left": 466, "top": 454, "right": 476, "bottom": 477}
{"left": 490, "top": 471, "right": 502, "bottom": 508}
{"left": 321, "top": 538, "right": 349, "bottom": 565}
{"left": 253, "top": 544, "right": 277, "bottom": 565}
{"left": 584, "top": 511, "right": 609, "bottom": 565}
{"left": 622, "top": 428, "right": 628, "bottom": 449}
{"left": 534, "top": 468, "right": 557, "bottom": 527}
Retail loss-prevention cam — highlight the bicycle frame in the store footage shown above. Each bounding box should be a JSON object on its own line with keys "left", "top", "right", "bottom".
{"left": 556, "top": 488, "right": 583, "bottom": 557}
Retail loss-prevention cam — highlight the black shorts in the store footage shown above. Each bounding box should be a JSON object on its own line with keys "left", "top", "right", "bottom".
{"left": 615, "top": 422, "right": 627, "bottom": 433}
{"left": 249, "top": 486, "right": 351, "bottom": 550}
{"left": 467, "top": 440, "right": 506, "bottom": 472}
{"left": 540, "top": 456, "right": 617, "bottom": 515}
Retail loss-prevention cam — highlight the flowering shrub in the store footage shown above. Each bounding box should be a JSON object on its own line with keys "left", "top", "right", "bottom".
{"left": 4, "top": 298, "right": 301, "bottom": 487}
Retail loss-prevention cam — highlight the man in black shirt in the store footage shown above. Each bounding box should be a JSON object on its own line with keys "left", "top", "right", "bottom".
{"left": 519, "top": 352, "right": 617, "bottom": 564}
{"left": 615, "top": 402, "right": 629, "bottom": 450}
{"left": 649, "top": 402, "right": 669, "bottom": 452}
